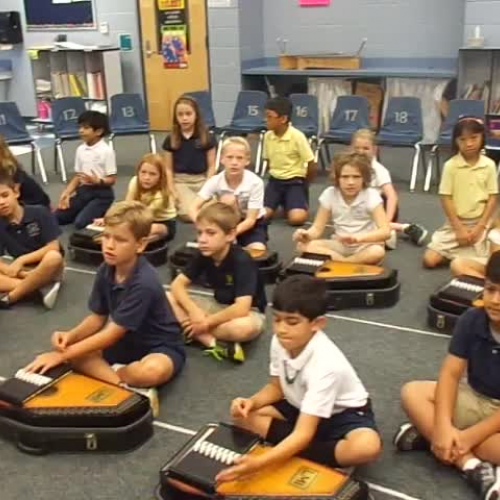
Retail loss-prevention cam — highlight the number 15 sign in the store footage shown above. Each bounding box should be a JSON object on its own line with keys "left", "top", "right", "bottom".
{"left": 299, "top": 0, "right": 330, "bottom": 6}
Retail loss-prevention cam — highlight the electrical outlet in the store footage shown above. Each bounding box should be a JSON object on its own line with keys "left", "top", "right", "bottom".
{"left": 99, "top": 22, "right": 109, "bottom": 35}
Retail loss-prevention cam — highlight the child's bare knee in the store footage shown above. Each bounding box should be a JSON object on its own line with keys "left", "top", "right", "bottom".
{"left": 44, "top": 249, "right": 63, "bottom": 267}
{"left": 355, "top": 432, "right": 382, "bottom": 463}
{"left": 400, "top": 381, "right": 422, "bottom": 405}
{"left": 287, "top": 210, "right": 308, "bottom": 226}
{"left": 423, "top": 251, "right": 442, "bottom": 268}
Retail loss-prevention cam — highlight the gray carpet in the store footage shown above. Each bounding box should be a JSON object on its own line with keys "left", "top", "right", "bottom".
{"left": 0, "top": 139, "right": 473, "bottom": 500}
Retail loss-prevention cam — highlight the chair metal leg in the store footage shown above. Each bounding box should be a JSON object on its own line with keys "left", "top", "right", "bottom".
{"left": 409, "top": 143, "right": 421, "bottom": 192}
{"left": 255, "top": 131, "right": 265, "bottom": 177}
{"left": 109, "top": 134, "right": 115, "bottom": 152}
{"left": 149, "top": 133, "right": 157, "bottom": 154}
{"left": 424, "top": 145, "right": 437, "bottom": 192}
{"left": 260, "top": 160, "right": 268, "bottom": 178}
{"left": 56, "top": 142, "right": 67, "bottom": 183}
{"left": 33, "top": 142, "right": 48, "bottom": 185}
{"left": 215, "top": 132, "right": 226, "bottom": 172}
{"left": 31, "top": 144, "right": 36, "bottom": 176}
{"left": 54, "top": 144, "right": 58, "bottom": 174}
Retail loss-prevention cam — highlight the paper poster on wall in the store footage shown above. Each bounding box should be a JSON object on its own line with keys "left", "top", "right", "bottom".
{"left": 157, "top": 0, "right": 189, "bottom": 68}
{"left": 299, "top": 0, "right": 330, "bottom": 5}
{"left": 161, "top": 25, "right": 188, "bottom": 68}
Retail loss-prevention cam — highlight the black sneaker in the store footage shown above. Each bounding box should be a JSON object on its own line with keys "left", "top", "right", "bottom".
{"left": 393, "top": 423, "right": 429, "bottom": 451}
{"left": 465, "top": 462, "right": 500, "bottom": 500}
{"left": 403, "top": 224, "right": 428, "bottom": 246}
{"left": 0, "top": 292, "right": 11, "bottom": 309}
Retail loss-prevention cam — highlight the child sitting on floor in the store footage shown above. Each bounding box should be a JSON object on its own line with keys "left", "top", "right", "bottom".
{"left": 55, "top": 111, "right": 117, "bottom": 230}
{"left": 0, "top": 172, "right": 63, "bottom": 309}
{"left": 93, "top": 153, "right": 177, "bottom": 242}
{"left": 168, "top": 202, "right": 267, "bottom": 363}
{"left": 395, "top": 250, "right": 500, "bottom": 500}
{"left": 216, "top": 275, "right": 381, "bottom": 483}
{"left": 423, "top": 117, "right": 498, "bottom": 269}
{"left": 351, "top": 128, "right": 428, "bottom": 248}
{"left": 293, "top": 151, "right": 390, "bottom": 265}
{"left": 25, "top": 201, "right": 185, "bottom": 417}
{"left": 190, "top": 137, "right": 267, "bottom": 251}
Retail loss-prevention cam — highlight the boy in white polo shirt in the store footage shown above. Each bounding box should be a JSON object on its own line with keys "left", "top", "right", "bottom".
{"left": 216, "top": 275, "right": 381, "bottom": 483}
{"left": 190, "top": 137, "right": 268, "bottom": 251}
{"left": 293, "top": 151, "right": 390, "bottom": 265}
{"left": 56, "top": 111, "right": 117, "bottom": 229}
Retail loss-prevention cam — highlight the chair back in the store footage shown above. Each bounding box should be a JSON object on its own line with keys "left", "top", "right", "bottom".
{"left": 0, "top": 102, "right": 31, "bottom": 144}
{"left": 110, "top": 93, "right": 150, "bottom": 134}
{"left": 52, "top": 97, "right": 86, "bottom": 139}
{"left": 378, "top": 97, "right": 423, "bottom": 144}
{"left": 230, "top": 90, "right": 267, "bottom": 129}
{"left": 290, "top": 93, "right": 319, "bottom": 136}
{"left": 439, "top": 99, "right": 485, "bottom": 144}
{"left": 328, "top": 95, "right": 370, "bottom": 135}
{"left": 184, "top": 91, "right": 216, "bottom": 130}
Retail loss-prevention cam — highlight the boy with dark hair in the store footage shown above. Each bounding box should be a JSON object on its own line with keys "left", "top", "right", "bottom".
{"left": 263, "top": 96, "right": 315, "bottom": 226}
{"left": 216, "top": 275, "right": 381, "bottom": 483}
{"left": 55, "top": 111, "right": 117, "bottom": 229}
{"left": 169, "top": 202, "right": 267, "bottom": 363}
{"left": 0, "top": 173, "right": 63, "bottom": 309}
{"left": 395, "top": 250, "right": 500, "bottom": 500}
{"left": 26, "top": 201, "right": 185, "bottom": 417}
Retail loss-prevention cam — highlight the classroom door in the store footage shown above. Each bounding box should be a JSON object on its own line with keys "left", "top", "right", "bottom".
{"left": 139, "top": 0, "right": 210, "bottom": 130}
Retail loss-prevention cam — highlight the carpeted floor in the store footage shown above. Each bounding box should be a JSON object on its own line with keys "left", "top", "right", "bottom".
{"left": 0, "top": 136, "right": 474, "bottom": 500}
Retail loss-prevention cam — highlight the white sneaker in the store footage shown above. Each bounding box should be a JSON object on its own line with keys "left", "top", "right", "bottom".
{"left": 128, "top": 386, "right": 159, "bottom": 418}
{"left": 386, "top": 230, "right": 397, "bottom": 250}
{"left": 40, "top": 281, "right": 61, "bottom": 310}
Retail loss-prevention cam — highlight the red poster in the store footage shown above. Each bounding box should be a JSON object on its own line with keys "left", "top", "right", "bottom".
{"left": 299, "top": 0, "right": 330, "bottom": 5}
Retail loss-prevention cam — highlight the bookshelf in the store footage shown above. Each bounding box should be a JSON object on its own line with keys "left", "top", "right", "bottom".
{"left": 458, "top": 48, "right": 500, "bottom": 114}
{"left": 29, "top": 46, "right": 123, "bottom": 116}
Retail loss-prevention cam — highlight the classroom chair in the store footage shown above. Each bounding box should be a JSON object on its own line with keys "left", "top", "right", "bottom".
{"left": 317, "top": 95, "right": 370, "bottom": 169}
{"left": 376, "top": 97, "right": 424, "bottom": 192}
{"left": 184, "top": 90, "right": 217, "bottom": 131}
{"left": 215, "top": 90, "right": 268, "bottom": 175}
{"left": 290, "top": 93, "right": 320, "bottom": 162}
{"left": 424, "top": 99, "right": 485, "bottom": 191}
{"left": 52, "top": 97, "right": 87, "bottom": 183}
{"left": 109, "top": 93, "right": 157, "bottom": 154}
{"left": 0, "top": 101, "right": 48, "bottom": 184}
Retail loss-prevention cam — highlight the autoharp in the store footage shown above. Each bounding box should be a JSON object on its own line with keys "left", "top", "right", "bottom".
{"left": 0, "top": 366, "right": 153, "bottom": 454}
{"left": 157, "top": 423, "right": 369, "bottom": 499}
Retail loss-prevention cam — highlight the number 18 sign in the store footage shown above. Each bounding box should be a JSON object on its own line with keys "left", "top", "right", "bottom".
{"left": 299, "top": 0, "right": 330, "bottom": 6}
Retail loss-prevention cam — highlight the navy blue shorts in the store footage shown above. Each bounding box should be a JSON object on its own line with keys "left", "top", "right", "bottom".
{"left": 103, "top": 341, "right": 185, "bottom": 378}
{"left": 237, "top": 217, "right": 268, "bottom": 247}
{"left": 264, "top": 176, "right": 308, "bottom": 213}
{"left": 155, "top": 218, "right": 177, "bottom": 242}
{"left": 267, "top": 399, "right": 378, "bottom": 466}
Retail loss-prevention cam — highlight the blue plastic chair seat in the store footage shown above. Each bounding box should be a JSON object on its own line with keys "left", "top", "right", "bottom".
{"left": 57, "top": 132, "right": 80, "bottom": 141}
{"left": 5, "top": 135, "right": 32, "bottom": 145}
{"left": 223, "top": 124, "right": 265, "bottom": 134}
{"left": 321, "top": 130, "right": 354, "bottom": 143}
{"left": 377, "top": 131, "right": 422, "bottom": 146}
{"left": 111, "top": 125, "right": 150, "bottom": 135}
{"left": 297, "top": 125, "right": 318, "bottom": 136}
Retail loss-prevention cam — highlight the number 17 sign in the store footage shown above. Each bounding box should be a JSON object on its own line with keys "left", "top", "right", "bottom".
{"left": 299, "top": 0, "right": 330, "bottom": 6}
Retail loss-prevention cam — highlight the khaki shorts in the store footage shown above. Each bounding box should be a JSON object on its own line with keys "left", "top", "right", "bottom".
{"left": 174, "top": 173, "right": 206, "bottom": 219}
{"left": 191, "top": 294, "right": 266, "bottom": 333}
{"left": 427, "top": 219, "right": 489, "bottom": 263}
{"left": 312, "top": 238, "right": 384, "bottom": 258}
{"left": 453, "top": 382, "right": 500, "bottom": 429}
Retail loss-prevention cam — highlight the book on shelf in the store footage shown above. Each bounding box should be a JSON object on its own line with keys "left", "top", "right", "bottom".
{"left": 85, "top": 71, "right": 105, "bottom": 100}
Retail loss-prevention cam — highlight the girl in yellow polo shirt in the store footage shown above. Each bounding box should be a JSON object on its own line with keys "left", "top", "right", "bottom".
{"left": 423, "top": 118, "right": 498, "bottom": 269}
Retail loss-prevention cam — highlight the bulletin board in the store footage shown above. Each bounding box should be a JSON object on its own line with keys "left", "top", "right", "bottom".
{"left": 23, "top": 0, "right": 96, "bottom": 30}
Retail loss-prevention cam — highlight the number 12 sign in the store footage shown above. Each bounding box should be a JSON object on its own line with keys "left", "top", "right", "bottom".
{"left": 299, "top": 0, "right": 330, "bottom": 6}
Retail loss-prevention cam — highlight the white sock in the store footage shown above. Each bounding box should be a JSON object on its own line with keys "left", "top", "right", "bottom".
{"left": 462, "top": 457, "right": 481, "bottom": 471}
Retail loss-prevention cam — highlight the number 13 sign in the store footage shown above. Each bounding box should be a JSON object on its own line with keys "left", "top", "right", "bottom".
{"left": 299, "top": 0, "right": 330, "bottom": 6}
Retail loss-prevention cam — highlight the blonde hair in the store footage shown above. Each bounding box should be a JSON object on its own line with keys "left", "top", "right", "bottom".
{"left": 196, "top": 202, "right": 239, "bottom": 234}
{"left": 220, "top": 136, "right": 251, "bottom": 157}
{"left": 351, "top": 128, "right": 377, "bottom": 146}
{"left": 330, "top": 151, "right": 372, "bottom": 188}
{"left": 104, "top": 200, "right": 153, "bottom": 240}
{"left": 132, "top": 153, "right": 170, "bottom": 207}
{"left": 0, "top": 134, "right": 20, "bottom": 176}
